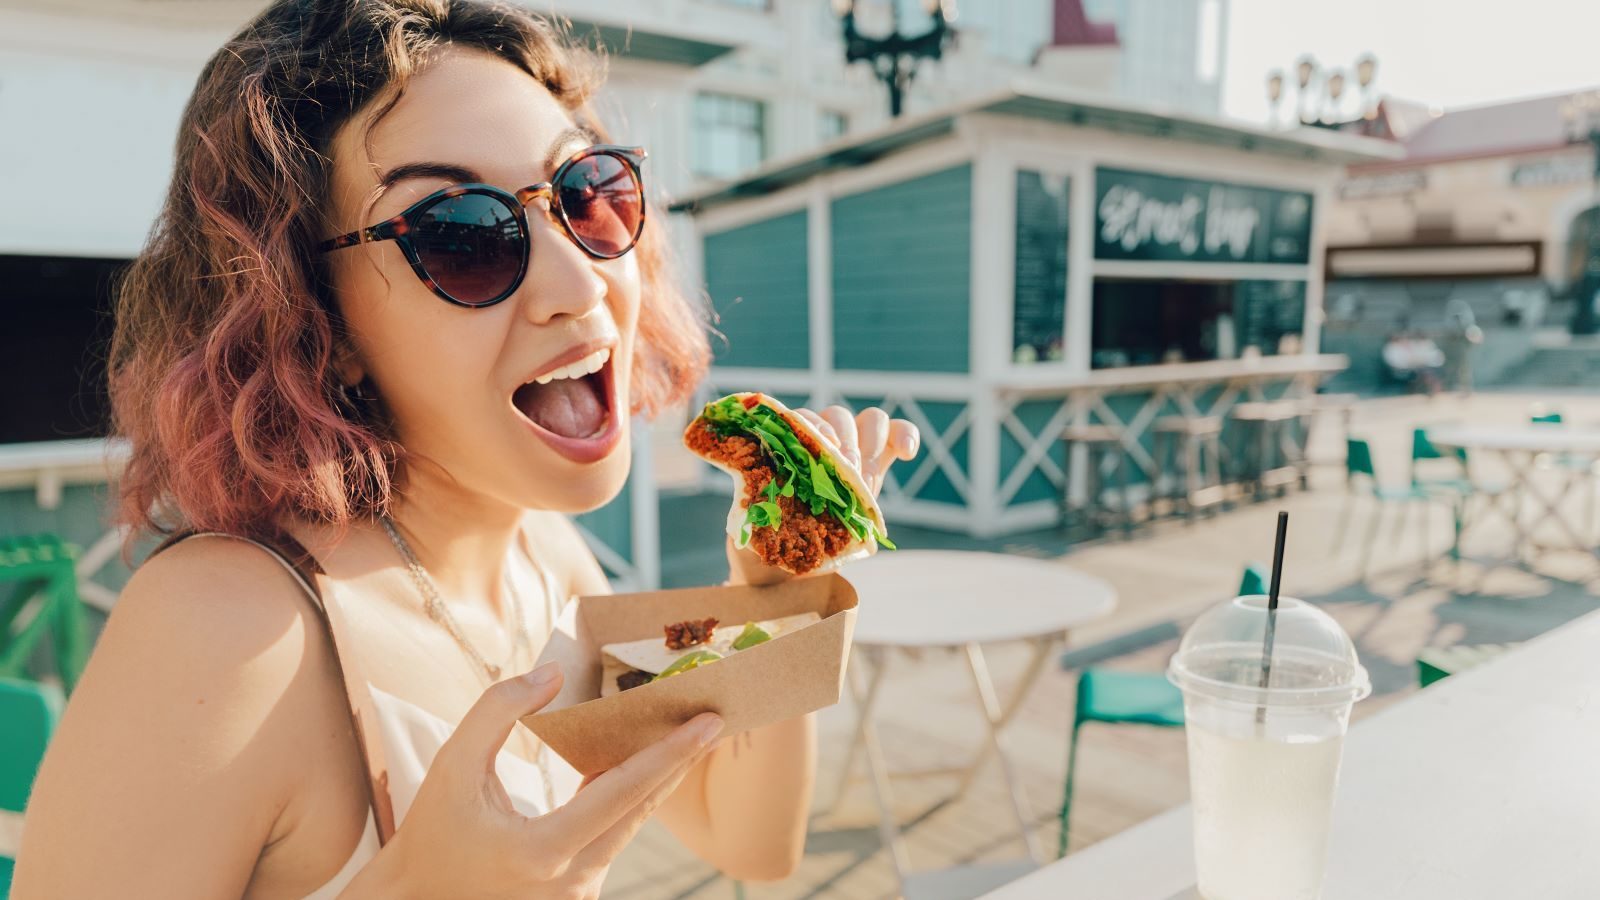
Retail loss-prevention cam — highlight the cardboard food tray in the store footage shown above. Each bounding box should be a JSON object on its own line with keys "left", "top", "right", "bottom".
{"left": 524, "top": 573, "right": 858, "bottom": 775}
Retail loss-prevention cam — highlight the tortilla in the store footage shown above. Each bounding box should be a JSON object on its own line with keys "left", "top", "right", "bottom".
{"left": 685, "top": 392, "right": 891, "bottom": 575}
{"left": 599, "top": 612, "right": 822, "bottom": 697}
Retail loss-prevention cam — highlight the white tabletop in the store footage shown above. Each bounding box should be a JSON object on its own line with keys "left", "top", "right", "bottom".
{"left": 843, "top": 550, "right": 1117, "bottom": 647}
{"left": 1426, "top": 423, "right": 1600, "bottom": 454}
{"left": 982, "top": 609, "right": 1600, "bottom": 900}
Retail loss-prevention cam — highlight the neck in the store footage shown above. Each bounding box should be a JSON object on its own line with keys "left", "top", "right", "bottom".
{"left": 385, "top": 463, "right": 527, "bottom": 614}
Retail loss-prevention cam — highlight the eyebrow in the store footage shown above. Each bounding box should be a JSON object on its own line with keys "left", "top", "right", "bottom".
{"left": 374, "top": 124, "right": 601, "bottom": 195}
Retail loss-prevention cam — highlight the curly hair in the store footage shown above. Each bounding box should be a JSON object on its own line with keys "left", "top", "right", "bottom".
{"left": 109, "top": 0, "right": 709, "bottom": 552}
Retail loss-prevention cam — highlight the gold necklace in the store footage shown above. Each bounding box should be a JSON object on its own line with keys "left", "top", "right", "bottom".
{"left": 381, "top": 516, "right": 529, "bottom": 680}
{"left": 380, "top": 515, "right": 558, "bottom": 811}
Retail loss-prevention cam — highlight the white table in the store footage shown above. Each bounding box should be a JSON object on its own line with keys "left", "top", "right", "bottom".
{"left": 835, "top": 551, "right": 1117, "bottom": 898}
{"left": 1426, "top": 424, "right": 1600, "bottom": 560}
{"left": 981, "top": 609, "right": 1600, "bottom": 900}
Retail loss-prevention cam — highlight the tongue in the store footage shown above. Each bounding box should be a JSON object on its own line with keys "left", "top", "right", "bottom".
{"left": 515, "top": 375, "right": 607, "bottom": 439}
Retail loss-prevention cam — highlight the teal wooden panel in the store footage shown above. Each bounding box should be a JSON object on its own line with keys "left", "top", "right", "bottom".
{"left": 832, "top": 165, "right": 972, "bottom": 373}
{"left": 703, "top": 211, "right": 810, "bottom": 369}
{"left": 908, "top": 400, "right": 968, "bottom": 505}
{"left": 1002, "top": 399, "right": 1065, "bottom": 506}
{"left": 574, "top": 475, "right": 633, "bottom": 571}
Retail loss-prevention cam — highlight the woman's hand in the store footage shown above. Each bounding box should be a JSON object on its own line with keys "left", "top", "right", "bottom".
{"left": 727, "top": 405, "right": 919, "bottom": 587}
{"left": 343, "top": 662, "right": 722, "bottom": 900}
{"left": 795, "top": 405, "right": 920, "bottom": 496}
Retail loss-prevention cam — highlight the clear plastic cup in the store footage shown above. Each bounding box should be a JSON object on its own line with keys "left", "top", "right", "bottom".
{"left": 1168, "top": 595, "right": 1371, "bottom": 900}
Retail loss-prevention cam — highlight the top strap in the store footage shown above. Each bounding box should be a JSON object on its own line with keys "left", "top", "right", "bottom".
{"left": 149, "top": 527, "right": 398, "bottom": 844}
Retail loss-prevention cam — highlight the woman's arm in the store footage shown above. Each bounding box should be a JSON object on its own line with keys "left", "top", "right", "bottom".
{"left": 13, "top": 539, "right": 345, "bottom": 898}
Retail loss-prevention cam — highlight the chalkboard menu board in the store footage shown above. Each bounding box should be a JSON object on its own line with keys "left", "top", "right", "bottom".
{"left": 1233, "top": 280, "right": 1306, "bottom": 354}
{"left": 1013, "top": 170, "right": 1070, "bottom": 362}
{"left": 1094, "top": 168, "right": 1313, "bottom": 265}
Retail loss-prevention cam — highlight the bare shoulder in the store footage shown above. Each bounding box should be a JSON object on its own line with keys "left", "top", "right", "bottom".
{"left": 67, "top": 533, "right": 345, "bottom": 761}
{"left": 17, "top": 534, "right": 351, "bottom": 894}
{"left": 523, "top": 509, "right": 610, "bottom": 597}
{"left": 108, "top": 534, "right": 329, "bottom": 676}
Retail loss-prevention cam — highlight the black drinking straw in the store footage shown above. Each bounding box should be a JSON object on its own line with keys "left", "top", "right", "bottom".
{"left": 1255, "top": 511, "right": 1289, "bottom": 727}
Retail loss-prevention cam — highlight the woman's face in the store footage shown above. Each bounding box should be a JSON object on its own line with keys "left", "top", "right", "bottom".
{"left": 322, "top": 47, "right": 639, "bottom": 514}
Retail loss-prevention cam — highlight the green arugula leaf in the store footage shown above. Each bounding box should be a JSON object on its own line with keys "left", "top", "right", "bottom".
{"left": 700, "top": 396, "right": 895, "bottom": 552}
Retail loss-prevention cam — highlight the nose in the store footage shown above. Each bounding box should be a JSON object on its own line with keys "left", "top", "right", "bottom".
{"left": 514, "top": 200, "right": 607, "bottom": 325}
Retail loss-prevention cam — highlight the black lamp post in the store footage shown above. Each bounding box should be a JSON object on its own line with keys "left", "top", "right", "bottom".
{"left": 832, "top": 0, "right": 955, "bottom": 118}
{"left": 1560, "top": 91, "right": 1600, "bottom": 335}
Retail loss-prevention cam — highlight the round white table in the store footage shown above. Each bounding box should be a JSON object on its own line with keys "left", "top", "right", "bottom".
{"left": 847, "top": 550, "right": 1117, "bottom": 646}
{"left": 835, "top": 551, "right": 1117, "bottom": 897}
{"left": 1426, "top": 424, "right": 1600, "bottom": 560}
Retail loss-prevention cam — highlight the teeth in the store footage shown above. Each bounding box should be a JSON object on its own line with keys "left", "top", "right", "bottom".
{"left": 532, "top": 348, "right": 610, "bottom": 385}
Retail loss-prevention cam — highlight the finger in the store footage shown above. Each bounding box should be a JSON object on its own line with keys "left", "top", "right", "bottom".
{"left": 855, "top": 408, "right": 891, "bottom": 475}
{"left": 441, "top": 663, "right": 564, "bottom": 775}
{"left": 888, "top": 419, "right": 920, "bottom": 460}
{"left": 796, "top": 409, "right": 840, "bottom": 449}
{"left": 569, "top": 743, "right": 715, "bottom": 872}
{"left": 535, "top": 713, "right": 723, "bottom": 857}
{"left": 821, "top": 407, "right": 861, "bottom": 468}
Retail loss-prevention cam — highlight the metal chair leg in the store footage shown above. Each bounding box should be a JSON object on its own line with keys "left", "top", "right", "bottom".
{"left": 1360, "top": 499, "right": 1385, "bottom": 578}
{"left": 1059, "top": 719, "right": 1084, "bottom": 859}
{"left": 1332, "top": 489, "right": 1355, "bottom": 552}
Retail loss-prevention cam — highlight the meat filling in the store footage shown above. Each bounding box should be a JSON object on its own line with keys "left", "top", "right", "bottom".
{"left": 664, "top": 617, "right": 719, "bottom": 650}
{"left": 617, "top": 669, "right": 653, "bottom": 692}
{"left": 685, "top": 420, "right": 854, "bottom": 575}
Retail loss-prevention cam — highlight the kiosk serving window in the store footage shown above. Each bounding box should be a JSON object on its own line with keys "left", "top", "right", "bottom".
{"left": 1089, "top": 167, "right": 1313, "bottom": 369}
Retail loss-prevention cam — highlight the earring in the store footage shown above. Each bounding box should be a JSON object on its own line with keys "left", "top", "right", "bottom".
{"left": 334, "top": 378, "right": 376, "bottom": 417}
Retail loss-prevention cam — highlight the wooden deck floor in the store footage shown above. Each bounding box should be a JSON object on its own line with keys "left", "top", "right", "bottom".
{"left": 605, "top": 391, "right": 1600, "bottom": 900}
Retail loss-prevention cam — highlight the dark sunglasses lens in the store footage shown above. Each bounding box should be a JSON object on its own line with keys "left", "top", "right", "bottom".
{"left": 558, "top": 153, "right": 643, "bottom": 257}
{"left": 410, "top": 192, "right": 524, "bottom": 304}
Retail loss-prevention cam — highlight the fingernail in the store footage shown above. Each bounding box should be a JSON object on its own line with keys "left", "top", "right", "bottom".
{"left": 693, "top": 715, "right": 724, "bottom": 747}
{"left": 525, "top": 662, "right": 560, "bottom": 686}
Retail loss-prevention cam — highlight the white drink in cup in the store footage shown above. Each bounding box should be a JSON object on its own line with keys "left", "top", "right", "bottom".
{"left": 1168, "top": 595, "right": 1370, "bottom": 900}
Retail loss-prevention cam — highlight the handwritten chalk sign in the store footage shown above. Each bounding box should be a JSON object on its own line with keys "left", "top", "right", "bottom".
{"left": 1094, "top": 168, "right": 1313, "bottom": 265}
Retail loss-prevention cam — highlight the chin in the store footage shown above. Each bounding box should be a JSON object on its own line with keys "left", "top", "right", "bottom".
{"left": 522, "top": 430, "right": 634, "bottom": 515}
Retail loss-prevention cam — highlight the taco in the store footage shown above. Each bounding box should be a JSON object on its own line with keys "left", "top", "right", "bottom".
{"left": 600, "top": 612, "right": 822, "bottom": 696}
{"left": 684, "top": 393, "right": 893, "bottom": 575}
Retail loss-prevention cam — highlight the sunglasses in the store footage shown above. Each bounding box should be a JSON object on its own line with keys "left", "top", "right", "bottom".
{"left": 319, "top": 145, "right": 647, "bottom": 308}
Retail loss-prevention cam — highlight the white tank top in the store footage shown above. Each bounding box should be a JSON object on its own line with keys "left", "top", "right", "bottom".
{"left": 171, "top": 532, "right": 583, "bottom": 899}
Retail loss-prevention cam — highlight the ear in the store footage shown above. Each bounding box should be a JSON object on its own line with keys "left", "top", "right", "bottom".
{"left": 333, "top": 341, "right": 366, "bottom": 388}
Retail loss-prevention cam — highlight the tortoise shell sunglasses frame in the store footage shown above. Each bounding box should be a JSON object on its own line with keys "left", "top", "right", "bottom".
{"left": 317, "top": 144, "right": 647, "bottom": 308}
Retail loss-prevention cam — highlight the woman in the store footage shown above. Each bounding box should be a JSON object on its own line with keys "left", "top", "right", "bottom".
{"left": 14, "top": 1, "right": 918, "bottom": 897}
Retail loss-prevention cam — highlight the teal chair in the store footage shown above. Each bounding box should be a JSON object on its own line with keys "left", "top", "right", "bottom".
{"left": 0, "top": 678, "right": 64, "bottom": 894}
{"left": 1333, "top": 438, "right": 1439, "bottom": 576}
{"left": 0, "top": 535, "right": 88, "bottom": 695}
{"left": 1528, "top": 410, "right": 1598, "bottom": 539}
{"left": 1056, "top": 565, "right": 1266, "bottom": 857}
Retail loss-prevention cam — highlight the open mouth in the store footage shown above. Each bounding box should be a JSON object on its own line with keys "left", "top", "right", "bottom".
{"left": 511, "top": 346, "right": 620, "bottom": 462}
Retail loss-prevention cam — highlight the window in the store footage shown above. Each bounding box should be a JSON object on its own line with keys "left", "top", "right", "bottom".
{"left": 693, "top": 93, "right": 766, "bottom": 179}
{"left": 0, "top": 255, "right": 123, "bottom": 444}
{"left": 818, "top": 110, "right": 848, "bottom": 143}
{"left": 1090, "top": 279, "right": 1305, "bottom": 368}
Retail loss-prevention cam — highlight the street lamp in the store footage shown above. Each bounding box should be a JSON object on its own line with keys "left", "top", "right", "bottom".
{"left": 1265, "top": 69, "right": 1284, "bottom": 128}
{"left": 1559, "top": 90, "right": 1600, "bottom": 334}
{"left": 1294, "top": 55, "right": 1317, "bottom": 125}
{"left": 1323, "top": 69, "right": 1346, "bottom": 124}
{"left": 833, "top": 0, "right": 956, "bottom": 118}
{"left": 1276, "top": 53, "right": 1378, "bottom": 129}
{"left": 1355, "top": 53, "right": 1379, "bottom": 119}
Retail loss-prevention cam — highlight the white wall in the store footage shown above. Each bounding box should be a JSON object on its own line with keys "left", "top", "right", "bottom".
{"left": 0, "top": 9, "right": 228, "bottom": 257}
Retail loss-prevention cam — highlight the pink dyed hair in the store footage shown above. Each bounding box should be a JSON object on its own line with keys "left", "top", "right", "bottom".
{"left": 108, "top": 0, "right": 708, "bottom": 553}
